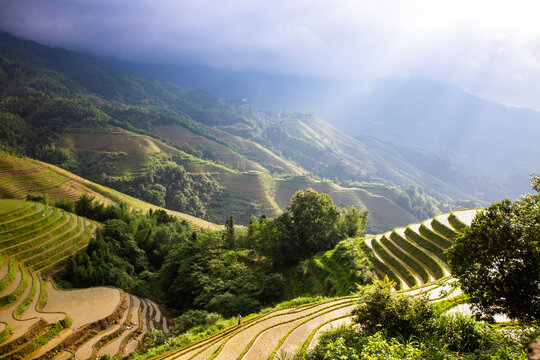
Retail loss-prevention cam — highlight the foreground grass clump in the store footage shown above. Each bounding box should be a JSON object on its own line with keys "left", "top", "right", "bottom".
{"left": 297, "top": 280, "right": 536, "bottom": 360}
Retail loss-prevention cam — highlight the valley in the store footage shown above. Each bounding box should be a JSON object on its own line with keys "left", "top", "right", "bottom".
{"left": 0, "top": 29, "right": 536, "bottom": 360}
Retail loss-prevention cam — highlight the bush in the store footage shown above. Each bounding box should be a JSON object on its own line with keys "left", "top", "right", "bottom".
{"left": 352, "top": 279, "right": 437, "bottom": 339}
{"left": 172, "top": 310, "right": 208, "bottom": 334}
{"left": 300, "top": 279, "right": 529, "bottom": 360}
{"left": 26, "top": 193, "right": 48, "bottom": 204}
{"left": 54, "top": 197, "right": 74, "bottom": 212}
{"left": 207, "top": 292, "right": 260, "bottom": 318}
{"left": 205, "top": 312, "right": 224, "bottom": 327}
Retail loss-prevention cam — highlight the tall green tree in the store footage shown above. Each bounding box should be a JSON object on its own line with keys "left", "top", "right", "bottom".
{"left": 223, "top": 216, "right": 236, "bottom": 248}
{"left": 289, "top": 188, "right": 342, "bottom": 257}
{"left": 341, "top": 205, "right": 369, "bottom": 238}
{"left": 447, "top": 175, "right": 540, "bottom": 322}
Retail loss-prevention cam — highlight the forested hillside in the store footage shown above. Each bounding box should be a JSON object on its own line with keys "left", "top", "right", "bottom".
{"left": 0, "top": 32, "right": 478, "bottom": 232}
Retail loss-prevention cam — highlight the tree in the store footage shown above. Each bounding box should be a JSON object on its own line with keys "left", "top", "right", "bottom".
{"left": 223, "top": 216, "right": 236, "bottom": 248}
{"left": 341, "top": 205, "right": 369, "bottom": 238}
{"left": 289, "top": 188, "right": 342, "bottom": 257}
{"left": 447, "top": 175, "right": 540, "bottom": 322}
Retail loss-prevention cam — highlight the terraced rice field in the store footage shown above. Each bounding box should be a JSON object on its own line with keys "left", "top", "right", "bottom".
{"left": 0, "top": 199, "right": 169, "bottom": 359}
{"left": 151, "top": 209, "right": 480, "bottom": 360}
{"left": 363, "top": 209, "right": 479, "bottom": 290}
{"left": 0, "top": 153, "right": 222, "bottom": 231}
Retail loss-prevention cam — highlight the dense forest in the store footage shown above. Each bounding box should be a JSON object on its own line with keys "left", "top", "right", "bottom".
{"left": 53, "top": 189, "right": 370, "bottom": 319}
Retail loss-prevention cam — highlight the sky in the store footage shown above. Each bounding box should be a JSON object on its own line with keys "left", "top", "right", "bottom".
{"left": 2, "top": 0, "right": 540, "bottom": 110}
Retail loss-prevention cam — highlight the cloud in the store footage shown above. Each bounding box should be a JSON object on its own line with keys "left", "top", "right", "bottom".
{"left": 2, "top": 0, "right": 540, "bottom": 109}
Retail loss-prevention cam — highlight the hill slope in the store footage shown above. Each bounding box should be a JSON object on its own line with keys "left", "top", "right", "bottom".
{"left": 128, "top": 63, "right": 539, "bottom": 201}
{"left": 0, "top": 152, "right": 221, "bottom": 231}
{"left": 0, "top": 32, "right": 478, "bottom": 232}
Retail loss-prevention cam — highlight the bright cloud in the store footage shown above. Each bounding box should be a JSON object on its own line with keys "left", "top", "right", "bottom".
{"left": 2, "top": 0, "right": 540, "bottom": 109}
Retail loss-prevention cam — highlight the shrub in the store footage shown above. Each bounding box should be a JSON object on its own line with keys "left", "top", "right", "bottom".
{"left": 26, "top": 193, "right": 48, "bottom": 204}
{"left": 352, "top": 279, "right": 437, "bottom": 339}
{"left": 172, "top": 310, "right": 208, "bottom": 334}
{"left": 205, "top": 312, "right": 224, "bottom": 327}
{"left": 207, "top": 292, "right": 260, "bottom": 318}
{"left": 54, "top": 197, "right": 74, "bottom": 212}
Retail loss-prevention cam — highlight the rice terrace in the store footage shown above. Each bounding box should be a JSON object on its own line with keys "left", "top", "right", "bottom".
{"left": 1, "top": 3, "right": 540, "bottom": 358}
{"left": 0, "top": 190, "right": 486, "bottom": 359}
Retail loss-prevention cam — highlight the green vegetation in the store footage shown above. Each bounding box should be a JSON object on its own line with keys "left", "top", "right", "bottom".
{"left": 448, "top": 175, "right": 540, "bottom": 322}
{"left": 287, "top": 239, "right": 375, "bottom": 298}
{"left": 430, "top": 216, "right": 457, "bottom": 241}
{"left": 389, "top": 231, "right": 445, "bottom": 279}
{"left": 404, "top": 226, "right": 448, "bottom": 263}
{"left": 448, "top": 212, "right": 468, "bottom": 233}
{"left": 59, "top": 189, "right": 368, "bottom": 318}
{"left": 0, "top": 316, "right": 72, "bottom": 360}
{"left": 0, "top": 264, "right": 28, "bottom": 307}
{"left": 380, "top": 235, "right": 430, "bottom": 284}
{"left": 299, "top": 280, "right": 532, "bottom": 360}
{"left": 0, "top": 257, "right": 16, "bottom": 292}
{"left": 419, "top": 222, "right": 453, "bottom": 249}
{"left": 0, "top": 324, "right": 13, "bottom": 344}
{"left": 13, "top": 272, "right": 37, "bottom": 318}
{"left": 358, "top": 240, "right": 402, "bottom": 290}
{"left": 371, "top": 238, "right": 417, "bottom": 288}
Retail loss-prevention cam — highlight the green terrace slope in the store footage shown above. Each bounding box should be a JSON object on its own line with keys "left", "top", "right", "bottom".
{"left": 152, "top": 124, "right": 304, "bottom": 175}
{"left": 284, "top": 209, "right": 479, "bottom": 299}
{"left": 53, "top": 128, "right": 427, "bottom": 231}
{"left": 0, "top": 199, "right": 168, "bottom": 359}
{"left": 146, "top": 209, "right": 480, "bottom": 360}
{"left": 363, "top": 209, "right": 479, "bottom": 290}
{"left": 0, "top": 153, "right": 222, "bottom": 231}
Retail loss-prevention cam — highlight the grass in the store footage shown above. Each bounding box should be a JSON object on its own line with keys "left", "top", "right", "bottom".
{"left": 431, "top": 216, "right": 458, "bottom": 241}
{"left": 448, "top": 212, "right": 468, "bottom": 233}
{"left": 0, "top": 316, "right": 72, "bottom": 360}
{"left": 419, "top": 221, "right": 453, "bottom": 249}
{"left": 358, "top": 240, "right": 402, "bottom": 290}
{"left": 380, "top": 234, "right": 430, "bottom": 284}
{"left": 0, "top": 152, "right": 222, "bottom": 231}
{"left": 14, "top": 214, "right": 79, "bottom": 261}
{"left": 371, "top": 238, "right": 417, "bottom": 288}
{"left": 404, "top": 226, "right": 449, "bottom": 264}
{"left": 0, "top": 209, "right": 65, "bottom": 250}
{"left": 0, "top": 264, "right": 28, "bottom": 308}
{"left": 389, "top": 230, "right": 445, "bottom": 279}
{"left": 14, "top": 271, "right": 37, "bottom": 318}
{"left": 267, "top": 303, "right": 354, "bottom": 359}
{"left": 0, "top": 324, "right": 13, "bottom": 344}
{"left": 0, "top": 257, "right": 17, "bottom": 293}
{"left": 0, "top": 200, "right": 29, "bottom": 218}
{"left": 0, "top": 204, "right": 46, "bottom": 234}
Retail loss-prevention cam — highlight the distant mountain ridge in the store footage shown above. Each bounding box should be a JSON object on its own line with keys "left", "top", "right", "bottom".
{"left": 118, "top": 62, "right": 540, "bottom": 201}
{"left": 0, "top": 32, "right": 480, "bottom": 232}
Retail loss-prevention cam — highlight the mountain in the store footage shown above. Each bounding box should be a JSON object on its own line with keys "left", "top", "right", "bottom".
{"left": 0, "top": 32, "right": 479, "bottom": 232}
{"left": 119, "top": 62, "right": 540, "bottom": 201}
